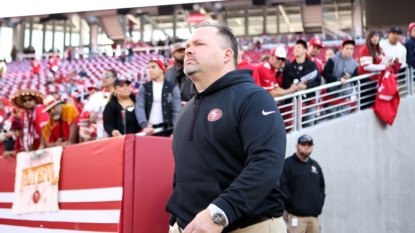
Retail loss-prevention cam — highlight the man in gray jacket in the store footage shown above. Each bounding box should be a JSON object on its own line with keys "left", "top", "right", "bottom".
{"left": 135, "top": 58, "right": 181, "bottom": 136}
{"left": 322, "top": 39, "right": 358, "bottom": 119}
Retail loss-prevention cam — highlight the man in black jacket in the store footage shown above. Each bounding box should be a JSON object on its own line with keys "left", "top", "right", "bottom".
{"left": 405, "top": 22, "right": 415, "bottom": 68}
{"left": 135, "top": 58, "right": 181, "bottom": 136}
{"left": 280, "top": 135, "right": 325, "bottom": 233}
{"left": 282, "top": 40, "right": 321, "bottom": 127}
{"left": 166, "top": 22, "right": 287, "bottom": 233}
{"left": 165, "top": 43, "right": 195, "bottom": 102}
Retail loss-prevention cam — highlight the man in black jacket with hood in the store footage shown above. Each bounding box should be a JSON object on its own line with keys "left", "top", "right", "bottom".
{"left": 166, "top": 22, "right": 287, "bottom": 233}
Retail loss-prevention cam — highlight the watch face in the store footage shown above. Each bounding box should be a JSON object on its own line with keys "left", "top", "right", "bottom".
{"left": 212, "top": 212, "right": 226, "bottom": 226}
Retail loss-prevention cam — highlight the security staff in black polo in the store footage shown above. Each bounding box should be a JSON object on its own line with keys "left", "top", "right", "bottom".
{"left": 280, "top": 135, "right": 325, "bottom": 233}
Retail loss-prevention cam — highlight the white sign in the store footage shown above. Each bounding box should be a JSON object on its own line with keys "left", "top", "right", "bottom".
{"left": 12, "top": 147, "right": 63, "bottom": 215}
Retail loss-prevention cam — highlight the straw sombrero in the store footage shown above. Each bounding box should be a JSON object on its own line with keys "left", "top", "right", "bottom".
{"left": 11, "top": 89, "right": 45, "bottom": 109}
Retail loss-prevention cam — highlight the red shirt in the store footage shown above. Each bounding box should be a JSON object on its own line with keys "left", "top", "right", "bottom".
{"left": 49, "top": 56, "right": 60, "bottom": 70}
{"left": 252, "top": 61, "right": 281, "bottom": 91}
{"left": 32, "top": 60, "right": 42, "bottom": 74}
{"left": 358, "top": 45, "right": 385, "bottom": 76}
{"left": 311, "top": 57, "right": 323, "bottom": 74}
{"left": 20, "top": 105, "right": 49, "bottom": 151}
{"left": 237, "top": 61, "right": 255, "bottom": 72}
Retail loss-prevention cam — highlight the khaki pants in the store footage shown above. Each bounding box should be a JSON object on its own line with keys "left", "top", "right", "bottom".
{"left": 171, "top": 217, "right": 286, "bottom": 233}
{"left": 287, "top": 214, "right": 320, "bottom": 233}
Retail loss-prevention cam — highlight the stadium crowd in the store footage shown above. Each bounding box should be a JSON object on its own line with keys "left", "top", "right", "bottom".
{"left": 0, "top": 21, "right": 414, "bottom": 159}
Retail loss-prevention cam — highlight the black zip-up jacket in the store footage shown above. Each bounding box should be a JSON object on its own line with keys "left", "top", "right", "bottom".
{"left": 103, "top": 94, "right": 141, "bottom": 135}
{"left": 165, "top": 69, "right": 287, "bottom": 231}
{"left": 279, "top": 154, "right": 325, "bottom": 217}
{"left": 282, "top": 58, "right": 321, "bottom": 100}
{"left": 405, "top": 37, "right": 415, "bottom": 68}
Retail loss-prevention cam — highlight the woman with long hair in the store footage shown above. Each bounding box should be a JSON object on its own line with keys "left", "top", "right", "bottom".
{"left": 103, "top": 78, "right": 141, "bottom": 137}
{"left": 358, "top": 30, "right": 391, "bottom": 109}
{"left": 324, "top": 47, "right": 338, "bottom": 67}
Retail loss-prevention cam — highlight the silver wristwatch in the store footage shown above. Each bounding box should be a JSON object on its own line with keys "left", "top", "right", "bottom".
{"left": 211, "top": 210, "right": 227, "bottom": 227}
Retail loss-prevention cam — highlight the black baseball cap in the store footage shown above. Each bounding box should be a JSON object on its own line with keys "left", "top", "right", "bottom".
{"left": 390, "top": 26, "right": 402, "bottom": 34}
{"left": 341, "top": 38, "right": 356, "bottom": 48}
{"left": 297, "top": 135, "right": 314, "bottom": 145}
{"left": 113, "top": 77, "right": 131, "bottom": 87}
{"left": 295, "top": 39, "right": 308, "bottom": 49}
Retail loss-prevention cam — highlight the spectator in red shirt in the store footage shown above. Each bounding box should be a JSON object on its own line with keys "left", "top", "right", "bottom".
{"left": 31, "top": 58, "right": 42, "bottom": 76}
{"left": 308, "top": 38, "right": 324, "bottom": 73}
{"left": 10, "top": 89, "right": 49, "bottom": 151}
{"left": 237, "top": 44, "right": 255, "bottom": 71}
{"left": 66, "top": 96, "right": 84, "bottom": 113}
{"left": 48, "top": 53, "right": 60, "bottom": 81}
{"left": 358, "top": 30, "right": 390, "bottom": 109}
{"left": 253, "top": 46, "right": 297, "bottom": 97}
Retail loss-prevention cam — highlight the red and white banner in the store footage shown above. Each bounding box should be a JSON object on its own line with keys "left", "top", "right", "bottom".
{"left": 0, "top": 137, "right": 126, "bottom": 233}
{"left": 188, "top": 13, "right": 206, "bottom": 23}
{"left": 12, "top": 147, "right": 63, "bottom": 215}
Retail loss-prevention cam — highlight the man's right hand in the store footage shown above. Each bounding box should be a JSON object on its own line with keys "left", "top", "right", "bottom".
{"left": 342, "top": 72, "right": 351, "bottom": 79}
{"left": 2, "top": 151, "right": 16, "bottom": 159}
{"left": 56, "top": 139, "right": 68, "bottom": 147}
{"left": 143, "top": 127, "right": 155, "bottom": 136}
{"left": 112, "top": 130, "right": 121, "bottom": 137}
{"left": 288, "top": 84, "right": 299, "bottom": 93}
{"left": 297, "top": 83, "right": 307, "bottom": 90}
{"left": 89, "top": 112, "right": 98, "bottom": 123}
{"left": 385, "top": 61, "right": 393, "bottom": 68}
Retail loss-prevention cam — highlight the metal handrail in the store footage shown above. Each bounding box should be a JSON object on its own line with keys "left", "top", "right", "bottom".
{"left": 276, "top": 65, "right": 412, "bottom": 132}
{"left": 275, "top": 65, "right": 408, "bottom": 102}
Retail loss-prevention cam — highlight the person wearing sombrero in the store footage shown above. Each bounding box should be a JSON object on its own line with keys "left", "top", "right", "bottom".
{"left": 42, "top": 95, "right": 80, "bottom": 148}
{"left": 11, "top": 89, "right": 49, "bottom": 151}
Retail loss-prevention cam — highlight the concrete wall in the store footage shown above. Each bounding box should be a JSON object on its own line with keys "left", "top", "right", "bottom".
{"left": 364, "top": 0, "right": 415, "bottom": 28}
{"left": 286, "top": 96, "right": 415, "bottom": 233}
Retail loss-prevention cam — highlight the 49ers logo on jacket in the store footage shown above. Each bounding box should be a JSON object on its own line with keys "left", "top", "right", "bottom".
{"left": 207, "top": 109, "right": 223, "bottom": 122}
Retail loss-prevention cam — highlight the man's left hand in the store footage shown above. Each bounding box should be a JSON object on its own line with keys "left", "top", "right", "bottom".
{"left": 183, "top": 209, "right": 224, "bottom": 233}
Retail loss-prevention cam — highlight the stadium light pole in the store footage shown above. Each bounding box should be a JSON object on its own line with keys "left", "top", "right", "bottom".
{"left": 28, "top": 19, "right": 33, "bottom": 47}
{"left": 244, "top": 5, "right": 249, "bottom": 37}
{"left": 140, "top": 15, "right": 144, "bottom": 43}
{"left": 42, "top": 22, "right": 46, "bottom": 53}
{"left": 63, "top": 19, "right": 67, "bottom": 48}
{"left": 262, "top": 5, "right": 267, "bottom": 35}
{"left": 52, "top": 20, "right": 56, "bottom": 51}
{"left": 19, "top": 20, "right": 26, "bottom": 52}
{"left": 276, "top": 5, "right": 280, "bottom": 34}
{"left": 79, "top": 17, "right": 83, "bottom": 49}
{"left": 173, "top": 6, "right": 178, "bottom": 43}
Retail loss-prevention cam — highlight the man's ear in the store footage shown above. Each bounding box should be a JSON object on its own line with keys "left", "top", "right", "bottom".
{"left": 224, "top": 48, "right": 234, "bottom": 64}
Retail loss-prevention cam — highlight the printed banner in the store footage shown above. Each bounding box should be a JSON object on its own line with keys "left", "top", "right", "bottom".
{"left": 12, "top": 146, "right": 63, "bottom": 215}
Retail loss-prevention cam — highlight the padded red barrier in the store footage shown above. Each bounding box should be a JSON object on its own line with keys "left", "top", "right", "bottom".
{"left": 0, "top": 135, "right": 174, "bottom": 233}
{"left": 0, "top": 137, "right": 128, "bottom": 233}
{"left": 133, "top": 136, "right": 174, "bottom": 233}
